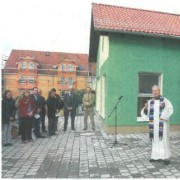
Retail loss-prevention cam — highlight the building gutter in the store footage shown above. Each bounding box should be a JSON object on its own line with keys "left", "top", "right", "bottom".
{"left": 94, "top": 27, "right": 180, "bottom": 40}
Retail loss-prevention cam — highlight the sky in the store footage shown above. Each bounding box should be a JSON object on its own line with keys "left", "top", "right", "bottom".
{"left": 0, "top": 0, "right": 180, "bottom": 58}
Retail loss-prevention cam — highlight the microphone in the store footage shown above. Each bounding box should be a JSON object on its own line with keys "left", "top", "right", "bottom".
{"left": 119, "top": 96, "right": 123, "bottom": 100}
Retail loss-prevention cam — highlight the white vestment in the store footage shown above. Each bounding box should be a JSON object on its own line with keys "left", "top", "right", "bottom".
{"left": 141, "top": 97, "right": 173, "bottom": 160}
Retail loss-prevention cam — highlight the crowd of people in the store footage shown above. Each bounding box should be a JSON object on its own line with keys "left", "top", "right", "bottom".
{"left": 2, "top": 85, "right": 174, "bottom": 166}
{"left": 2, "top": 86, "right": 95, "bottom": 146}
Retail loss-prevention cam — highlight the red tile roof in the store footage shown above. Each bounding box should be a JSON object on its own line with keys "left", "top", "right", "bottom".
{"left": 5, "top": 49, "right": 96, "bottom": 75}
{"left": 6, "top": 49, "right": 89, "bottom": 69}
{"left": 92, "top": 3, "right": 180, "bottom": 37}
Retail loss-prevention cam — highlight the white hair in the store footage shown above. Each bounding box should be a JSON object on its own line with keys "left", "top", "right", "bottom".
{"left": 152, "top": 85, "right": 160, "bottom": 90}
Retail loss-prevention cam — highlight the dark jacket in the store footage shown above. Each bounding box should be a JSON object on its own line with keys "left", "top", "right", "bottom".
{"left": 2, "top": 98, "right": 16, "bottom": 124}
{"left": 46, "top": 96, "right": 59, "bottom": 117}
{"left": 64, "top": 92, "right": 78, "bottom": 114}
{"left": 31, "top": 94, "right": 44, "bottom": 112}
{"left": 55, "top": 94, "right": 64, "bottom": 110}
{"left": 40, "top": 95, "right": 46, "bottom": 114}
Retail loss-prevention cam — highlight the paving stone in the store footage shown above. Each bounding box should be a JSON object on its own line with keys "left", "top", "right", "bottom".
{"left": 173, "top": 173, "right": 180, "bottom": 177}
{"left": 101, "top": 174, "right": 111, "bottom": 178}
{"left": 154, "top": 175, "right": 166, "bottom": 178}
{"left": 34, "top": 172, "right": 47, "bottom": 178}
{"left": 152, "top": 171, "right": 162, "bottom": 175}
{"left": 24, "top": 175, "right": 35, "bottom": 178}
{"left": 121, "top": 172, "right": 131, "bottom": 176}
{"left": 12, "top": 175, "right": 25, "bottom": 178}
{"left": 1, "top": 115, "right": 180, "bottom": 178}
{"left": 131, "top": 173, "right": 144, "bottom": 178}
{"left": 130, "top": 170, "right": 141, "bottom": 174}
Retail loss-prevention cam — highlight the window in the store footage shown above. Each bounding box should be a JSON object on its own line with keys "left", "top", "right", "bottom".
{"left": 60, "top": 77, "right": 65, "bottom": 84}
{"left": 67, "top": 64, "right": 74, "bottom": 71}
{"left": 21, "top": 62, "right": 27, "bottom": 69}
{"left": 137, "top": 72, "right": 162, "bottom": 120}
{"left": 68, "top": 77, "right": 73, "bottom": 85}
{"left": 28, "top": 76, "right": 35, "bottom": 84}
{"left": 20, "top": 75, "right": 26, "bottom": 84}
{"left": 61, "top": 64, "right": 66, "bottom": 71}
{"left": 29, "top": 62, "right": 34, "bottom": 70}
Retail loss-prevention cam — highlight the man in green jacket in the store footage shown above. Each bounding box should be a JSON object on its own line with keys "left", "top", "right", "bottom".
{"left": 82, "top": 87, "right": 95, "bottom": 130}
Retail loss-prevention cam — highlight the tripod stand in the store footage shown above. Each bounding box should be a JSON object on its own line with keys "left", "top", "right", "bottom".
{"left": 108, "top": 96, "right": 127, "bottom": 148}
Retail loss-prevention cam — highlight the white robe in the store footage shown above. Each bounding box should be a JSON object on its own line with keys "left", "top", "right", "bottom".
{"left": 141, "top": 97, "right": 173, "bottom": 160}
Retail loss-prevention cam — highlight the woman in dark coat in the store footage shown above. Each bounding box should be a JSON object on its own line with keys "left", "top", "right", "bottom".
{"left": 2, "top": 90, "right": 16, "bottom": 146}
{"left": 19, "top": 90, "right": 36, "bottom": 143}
{"left": 46, "top": 90, "right": 59, "bottom": 136}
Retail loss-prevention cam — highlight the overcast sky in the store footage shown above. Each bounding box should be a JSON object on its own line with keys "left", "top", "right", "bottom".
{"left": 0, "top": 0, "right": 180, "bottom": 58}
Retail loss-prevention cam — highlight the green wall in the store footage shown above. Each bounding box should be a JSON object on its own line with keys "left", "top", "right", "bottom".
{"left": 99, "top": 33, "right": 180, "bottom": 126}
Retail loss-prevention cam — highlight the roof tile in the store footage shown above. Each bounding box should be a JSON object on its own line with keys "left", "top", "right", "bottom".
{"left": 92, "top": 3, "right": 180, "bottom": 37}
{"left": 5, "top": 49, "right": 97, "bottom": 75}
{"left": 6, "top": 49, "right": 90, "bottom": 71}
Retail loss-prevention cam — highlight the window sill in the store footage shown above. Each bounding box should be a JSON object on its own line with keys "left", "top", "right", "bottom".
{"left": 137, "top": 117, "right": 148, "bottom": 122}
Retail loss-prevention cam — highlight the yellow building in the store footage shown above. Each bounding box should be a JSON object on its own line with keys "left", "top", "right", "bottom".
{"left": 3, "top": 49, "right": 96, "bottom": 98}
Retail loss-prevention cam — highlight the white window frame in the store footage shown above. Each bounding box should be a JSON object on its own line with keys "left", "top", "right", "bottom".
{"left": 29, "top": 62, "right": 34, "bottom": 70}
{"left": 61, "top": 64, "right": 66, "bottom": 71}
{"left": 21, "top": 62, "right": 27, "bottom": 69}
{"left": 28, "top": 76, "right": 35, "bottom": 84}
{"left": 68, "top": 77, "right": 73, "bottom": 85}
{"left": 20, "top": 75, "right": 26, "bottom": 84}
{"left": 60, "top": 77, "right": 65, "bottom": 84}
{"left": 67, "top": 64, "right": 74, "bottom": 71}
{"left": 137, "top": 72, "right": 162, "bottom": 122}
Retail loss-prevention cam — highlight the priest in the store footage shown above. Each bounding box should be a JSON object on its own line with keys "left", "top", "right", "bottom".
{"left": 141, "top": 85, "right": 173, "bottom": 165}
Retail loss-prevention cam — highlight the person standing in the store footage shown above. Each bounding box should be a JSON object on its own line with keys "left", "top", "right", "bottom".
{"left": 31, "top": 87, "right": 45, "bottom": 138}
{"left": 2, "top": 90, "right": 16, "bottom": 146}
{"left": 82, "top": 87, "right": 95, "bottom": 130}
{"left": 51, "top": 88, "right": 64, "bottom": 131}
{"left": 141, "top": 85, "right": 173, "bottom": 165}
{"left": 38, "top": 89, "right": 47, "bottom": 133}
{"left": 63, "top": 87, "right": 78, "bottom": 131}
{"left": 14, "top": 92, "right": 23, "bottom": 136}
{"left": 19, "top": 90, "right": 36, "bottom": 143}
{"left": 46, "top": 89, "right": 59, "bottom": 136}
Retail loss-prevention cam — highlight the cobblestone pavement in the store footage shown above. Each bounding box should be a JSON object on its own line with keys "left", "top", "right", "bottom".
{"left": 2, "top": 115, "right": 180, "bottom": 178}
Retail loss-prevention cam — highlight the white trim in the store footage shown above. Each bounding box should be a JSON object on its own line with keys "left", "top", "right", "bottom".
{"left": 138, "top": 93, "right": 153, "bottom": 97}
{"left": 137, "top": 117, "right": 148, "bottom": 122}
{"left": 99, "top": 35, "right": 109, "bottom": 69}
{"left": 137, "top": 72, "right": 163, "bottom": 121}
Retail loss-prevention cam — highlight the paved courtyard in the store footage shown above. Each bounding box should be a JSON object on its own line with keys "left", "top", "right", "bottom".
{"left": 2, "top": 115, "right": 180, "bottom": 178}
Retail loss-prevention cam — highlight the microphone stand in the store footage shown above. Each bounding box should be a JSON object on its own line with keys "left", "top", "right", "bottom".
{"left": 108, "top": 96, "right": 127, "bottom": 148}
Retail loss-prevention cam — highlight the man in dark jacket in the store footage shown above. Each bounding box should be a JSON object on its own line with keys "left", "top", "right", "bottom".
{"left": 63, "top": 87, "right": 78, "bottom": 131}
{"left": 2, "top": 90, "right": 16, "bottom": 146}
{"left": 31, "top": 87, "right": 45, "bottom": 138}
{"left": 38, "top": 89, "right": 47, "bottom": 132}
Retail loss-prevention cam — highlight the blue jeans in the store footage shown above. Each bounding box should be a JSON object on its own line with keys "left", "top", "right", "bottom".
{"left": 2, "top": 123, "right": 12, "bottom": 144}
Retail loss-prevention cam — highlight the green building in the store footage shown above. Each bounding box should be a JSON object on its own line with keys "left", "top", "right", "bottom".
{"left": 89, "top": 3, "right": 180, "bottom": 133}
